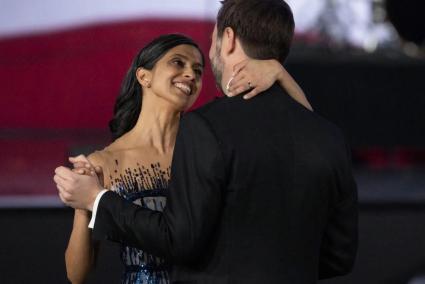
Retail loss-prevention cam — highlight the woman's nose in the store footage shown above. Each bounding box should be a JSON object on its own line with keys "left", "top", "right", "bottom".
{"left": 183, "top": 68, "right": 195, "bottom": 80}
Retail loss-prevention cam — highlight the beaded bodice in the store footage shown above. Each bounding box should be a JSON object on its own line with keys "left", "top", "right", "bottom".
{"left": 109, "top": 160, "right": 170, "bottom": 284}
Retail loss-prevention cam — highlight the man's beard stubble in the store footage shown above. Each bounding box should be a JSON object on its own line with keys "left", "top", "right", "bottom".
{"left": 211, "top": 45, "right": 225, "bottom": 94}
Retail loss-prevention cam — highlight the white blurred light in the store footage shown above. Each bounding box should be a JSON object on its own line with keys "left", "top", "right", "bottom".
{"left": 0, "top": 0, "right": 397, "bottom": 50}
{"left": 287, "top": 0, "right": 397, "bottom": 48}
{"left": 0, "top": 0, "right": 221, "bottom": 38}
{"left": 286, "top": 0, "right": 325, "bottom": 33}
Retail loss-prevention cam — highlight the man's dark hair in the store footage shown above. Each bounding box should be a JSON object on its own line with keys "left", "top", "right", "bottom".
{"left": 217, "top": 0, "right": 294, "bottom": 63}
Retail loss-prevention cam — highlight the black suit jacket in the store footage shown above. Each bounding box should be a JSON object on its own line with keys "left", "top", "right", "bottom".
{"left": 93, "top": 84, "right": 358, "bottom": 283}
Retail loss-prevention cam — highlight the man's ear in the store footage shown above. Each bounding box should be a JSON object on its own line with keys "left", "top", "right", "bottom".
{"left": 221, "top": 27, "right": 236, "bottom": 56}
{"left": 136, "top": 67, "right": 152, "bottom": 88}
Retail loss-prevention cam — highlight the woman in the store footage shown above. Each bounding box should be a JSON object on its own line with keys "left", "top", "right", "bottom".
{"left": 65, "top": 34, "right": 312, "bottom": 284}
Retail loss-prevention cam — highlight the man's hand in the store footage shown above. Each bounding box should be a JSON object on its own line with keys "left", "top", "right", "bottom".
{"left": 54, "top": 165, "right": 103, "bottom": 211}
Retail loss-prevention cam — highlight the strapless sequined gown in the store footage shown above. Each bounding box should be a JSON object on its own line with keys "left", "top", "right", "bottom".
{"left": 110, "top": 162, "right": 170, "bottom": 284}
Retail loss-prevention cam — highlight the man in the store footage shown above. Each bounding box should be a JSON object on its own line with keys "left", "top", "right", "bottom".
{"left": 55, "top": 0, "right": 357, "bottom": 283}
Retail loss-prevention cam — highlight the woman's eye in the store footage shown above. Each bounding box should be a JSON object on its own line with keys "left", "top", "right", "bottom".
{"left": 172, "top": 59, "right": 184, "bottom": 67}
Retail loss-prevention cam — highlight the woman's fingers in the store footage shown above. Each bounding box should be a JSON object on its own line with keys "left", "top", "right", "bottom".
{"left": 69, "top": 155, "right": 96, "bottom": 177}
{"left": 230, "top": 84, "right": 253, "bottom": 97}
{"left": 72, "top": 161, "right": 90, "bottom": 169}
{"left": 228, "top": 74, "right": 254, "bottom": 96}
{"left": 72, "top": 167, "right": 94, "bottom": 176}
{"left": 228, "top": 72, "right": 245, "bottom": 87}
{"left": 69, "top": 155, "right": 89, "bottom": 163}
{"left": 243, "top": 88, "right": 260, "bottom": 100}
{"left": 69, "top": 155, "right": 92, "bottom": 168}
{"left": 232, "top": 60, "right": 249, "bottom": 76}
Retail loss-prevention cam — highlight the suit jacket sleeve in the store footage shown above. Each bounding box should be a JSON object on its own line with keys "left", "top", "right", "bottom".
{"left": 318, "top": 140, "right": 358, "bottom": 279}
{"left": 92, "top": 111, "right": 226, "bottom": 263}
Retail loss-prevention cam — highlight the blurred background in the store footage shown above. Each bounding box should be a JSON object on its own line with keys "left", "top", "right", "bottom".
{"left": 0, "top": 0, "right": 424, "bottom": 283}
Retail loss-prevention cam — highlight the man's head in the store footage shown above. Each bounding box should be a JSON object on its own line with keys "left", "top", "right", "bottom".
{"left": 209, "top": 0, "right": 294, "bottom": 93}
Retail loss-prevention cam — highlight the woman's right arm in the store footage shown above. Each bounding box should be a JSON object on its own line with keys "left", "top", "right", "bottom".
{"left": 65, "top": 153, "right": 105, "bottom": 284}
{"left": 227, "top": 59, "right": 313, "bottom": 111}
{"left": 65, "top": 209, "right": 98, "bottom": 284}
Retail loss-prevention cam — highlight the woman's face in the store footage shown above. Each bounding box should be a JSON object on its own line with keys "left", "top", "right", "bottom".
{"left": 146, "top": 44, "right": 204, "bottom": 111}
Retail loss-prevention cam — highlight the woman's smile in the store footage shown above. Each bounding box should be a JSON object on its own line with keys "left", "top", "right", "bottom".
{"left": 173, "top": 81, "right": 193, "bottom": 96}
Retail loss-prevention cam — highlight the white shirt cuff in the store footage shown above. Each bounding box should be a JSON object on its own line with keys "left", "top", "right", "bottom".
{"left": 88, "top": 189, "right": 108, "bottom": 229}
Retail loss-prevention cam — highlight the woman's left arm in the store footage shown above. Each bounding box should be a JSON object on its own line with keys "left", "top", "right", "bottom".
{"left": 227, "top": 59, "right": 313, "bottom": 111}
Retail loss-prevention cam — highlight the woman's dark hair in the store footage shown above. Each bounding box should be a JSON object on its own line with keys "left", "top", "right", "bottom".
{"left": 109, "top": 34, "right": 204, "bottom": 140}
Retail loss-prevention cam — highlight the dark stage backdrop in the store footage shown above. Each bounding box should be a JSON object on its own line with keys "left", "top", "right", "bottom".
{"left": 1, "top": 205, "right": 425, "bottom": 284}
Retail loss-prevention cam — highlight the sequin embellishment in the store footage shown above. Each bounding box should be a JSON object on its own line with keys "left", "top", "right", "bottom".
{"left": 110, "top": 161, "right": 170, "bottom": 284}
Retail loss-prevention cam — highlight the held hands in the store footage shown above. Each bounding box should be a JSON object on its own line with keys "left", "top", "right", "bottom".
{"left": 226, "top": 59, "right": 284, "bottom": 99}
{"left": 53, "top": 155, "right": 104, "bottom": 211}
{"left": 70, "top": 155, "right": 104, "bottom": 188}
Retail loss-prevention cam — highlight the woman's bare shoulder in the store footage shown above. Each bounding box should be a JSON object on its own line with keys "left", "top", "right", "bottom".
{"left": 86, "top": 151, "right": 104, "bottom": 167}
{"left": 89, "top": 140, "right": 126, "bottom": 164}
{"left": 87, "top": 146, "right": 115, "bottom": 167}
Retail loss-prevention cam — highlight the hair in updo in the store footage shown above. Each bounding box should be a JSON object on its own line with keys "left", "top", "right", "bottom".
{"left": 109, "top": 34, "right": 204, "bottom": 140}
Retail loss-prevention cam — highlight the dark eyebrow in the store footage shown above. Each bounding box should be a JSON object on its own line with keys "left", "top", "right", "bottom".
{"left": 172, "top": 53, "right": 204, "bottom": 68}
